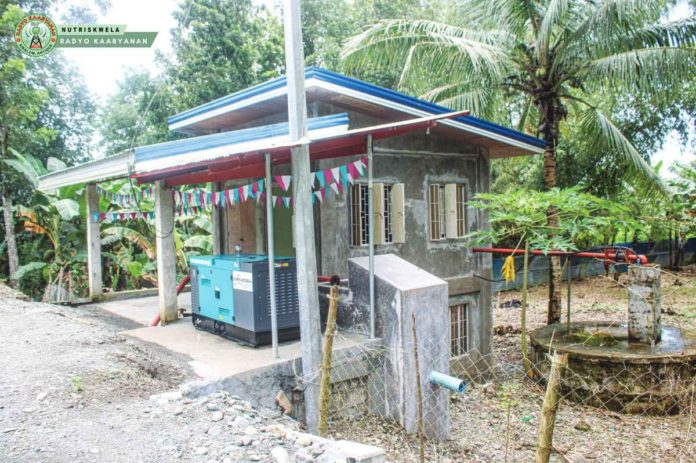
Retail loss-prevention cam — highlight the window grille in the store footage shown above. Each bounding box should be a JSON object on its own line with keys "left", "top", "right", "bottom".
{"left": 450, "top": 302, "right": 469, "bottom": 356}
{"left": 383, "top": 184, "right": 393, "bottom": 244}
{"left": 429, "top": 184, "right": 445, "bottom": 240}
{"left": 351, "top": 184, "right": 369, "bottom": 246}
{"left": 351, "top": 184, "right": 394, "bottom": 246}
{"left": 456, "top": 184, "right": 467, "bottom": 237}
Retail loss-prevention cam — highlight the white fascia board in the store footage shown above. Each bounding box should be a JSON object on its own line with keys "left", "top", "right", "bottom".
{"left": 311, "top": 80, "right": 544, "bottom": 154}
{"left": 136, "top": 123, "right": 347, "bottom": 174}
{"left": 37, "top": 151, "right": 133, "bottom": 191}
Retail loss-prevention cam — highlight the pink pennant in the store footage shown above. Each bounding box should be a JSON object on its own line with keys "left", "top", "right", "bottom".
{"left": 347, "top": 162, "right": 359, "bottom": 179}
{"left": 251, "top": 181, "right": 259, "bottom": 194}
{"left": 324, "top": 168, "right": 333, "bottom": 185}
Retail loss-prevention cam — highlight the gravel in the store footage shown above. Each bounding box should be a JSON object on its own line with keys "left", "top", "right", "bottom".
{"left": 0, "top": 288, "right": 376, "bottom": 463}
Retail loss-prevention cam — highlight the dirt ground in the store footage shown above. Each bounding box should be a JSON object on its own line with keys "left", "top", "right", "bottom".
{"left": 331, "top": 267, "right": 696, "bottom": 463}
{"left": 0, "top": 285, "right": 349, "bottom": 463}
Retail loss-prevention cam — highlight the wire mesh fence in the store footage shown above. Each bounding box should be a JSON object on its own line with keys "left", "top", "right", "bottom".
{"left": 305, "top": 267, "right": 696, "bottom": 463}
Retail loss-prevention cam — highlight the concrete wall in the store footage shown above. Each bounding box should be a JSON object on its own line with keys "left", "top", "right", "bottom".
{"left": 220, "top": 103, "right": 494, "bottom": 358}
{"left": 349, "top": 254, "right": 451, "bottom": 440}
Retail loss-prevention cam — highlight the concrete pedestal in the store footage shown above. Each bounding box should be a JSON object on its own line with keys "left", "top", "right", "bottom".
{"left": 627, "top": 265, "right": 661, "bottom": 344}
{"left": 349, "top": 254, "right": 450, "bottom": 440}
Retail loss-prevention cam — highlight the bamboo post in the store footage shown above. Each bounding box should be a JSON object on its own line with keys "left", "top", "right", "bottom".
{"left": 521, "top": 240, "right": 531, "bottom": 376}
{"left": 318, "top": 282, "right": 339, "bottom": 436}
{"left": 411, "top": 312, "right": 425, "bottom": 463}
{"left": 535, "top": 352, "right": 568, "bottom": 463}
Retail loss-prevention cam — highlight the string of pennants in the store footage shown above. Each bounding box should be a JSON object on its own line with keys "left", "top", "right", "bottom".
{"left": 94, "top": 158, "right": 367, "bottom": 222}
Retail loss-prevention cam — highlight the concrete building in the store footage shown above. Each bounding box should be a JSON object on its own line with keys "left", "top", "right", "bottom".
{"left": 38, "top": 66, "right": 544, "bottom": 360}
{"left": 37, "top": 68, "right": 544, "bottom": 438}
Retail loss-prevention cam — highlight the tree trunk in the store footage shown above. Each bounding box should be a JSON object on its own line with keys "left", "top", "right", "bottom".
{"left": 541, "top": 101, "right": 562, "bottom": 325}
{"left": 2, "top": 193, "right": 19, "bottom": 286}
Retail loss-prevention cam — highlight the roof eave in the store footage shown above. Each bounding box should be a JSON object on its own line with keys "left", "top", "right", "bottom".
{"left": 37, "top": 151, "right": 133, "bottom": 192}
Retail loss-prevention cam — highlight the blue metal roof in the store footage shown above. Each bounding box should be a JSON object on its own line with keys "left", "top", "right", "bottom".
{"left": 167, "top": 67, "right": 545, "bottom": 150}
{"left": 136, "top": 112, "right": 349, "bottom": 163}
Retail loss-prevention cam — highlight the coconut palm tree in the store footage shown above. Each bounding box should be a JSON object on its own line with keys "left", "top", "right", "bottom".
{"left": 342, "top": 0, "right": 696, "bottom": 323}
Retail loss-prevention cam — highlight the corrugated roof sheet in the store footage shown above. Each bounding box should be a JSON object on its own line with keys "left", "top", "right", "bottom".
{"left": 134, "top": 113, "right": 349, "bottom": 174}
{"left": 167, "top": 67, "right": 545, "bottom": 152}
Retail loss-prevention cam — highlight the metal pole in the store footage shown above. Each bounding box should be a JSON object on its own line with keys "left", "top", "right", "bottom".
{"left": 282, "top": 0, "right": 322, "bottom": 434}
{"left": 566, "top": 256, "right": 571, "bottom": 332}
{"left": 266, "top": 153, "right": 279, "bottom": 359}
{"left": 367, "top": 134, "right": 375, "bottom": 339}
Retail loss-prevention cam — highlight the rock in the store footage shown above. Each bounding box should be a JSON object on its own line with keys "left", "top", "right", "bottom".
{"left": 309, "top": 445, "right": 324, "bottom": 457}
{"left": 89, "top": 447, "right": 100, "bottom": 454}
{"left": 296, "top": 435, "right": 313, "bottom": 447}
{"left": 275, "top": 391, "right": 292, "bottom": 415}
{"left": 262, "top": 424, "right": 287, "bottom": 438}
{"left": 207, "top": 424, "right": 223, "bottom": 437}
{"left": 210, "top": 411, "right": 224, "bottom": 422}
{"left": 574, "top": 420, "right": 591, "bottom": 432}
{"left": 172, "top": 407, "right": 184, "bottom": 416}
{"left": 244, "top": 426, "right": 258, "bottom": 436}
{"left": 239, "top": 436, "right": 253, "bottom": 446}
{"left": 194, "top": 447, "right": 209, "bottom": 455}
{"left": 295, "top": 450, "right": 315, "bottom": 462}
{"left": 36, "top": 391, "right": 48, "bottom": 401}
{"left": 230, "top": 416, "right": 251, "bottom": 428}
{"left": 207, "top": 402, "right": 220, "bottom": 411}
{"left": 271, "top": 446, "right": 290, "bottom": 463}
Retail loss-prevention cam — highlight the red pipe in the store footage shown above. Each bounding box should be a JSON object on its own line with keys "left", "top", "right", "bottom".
{"left": 472, "top": 247, "right": 648, "bottom": 265}
{"left": 150, "top": 275, "right": 191, "bottom": 327}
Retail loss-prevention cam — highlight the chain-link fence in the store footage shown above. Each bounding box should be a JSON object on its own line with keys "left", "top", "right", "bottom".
{"left": 304, "top": 268, "right": 696, "bottom": 463}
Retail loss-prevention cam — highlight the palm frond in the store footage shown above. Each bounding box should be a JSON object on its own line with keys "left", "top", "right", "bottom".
{"left": 585, "top": 47, "right": 696, "bottom": 91}
{"left": 577, "top": 107, "right": 668, "bottom": 193}
{"left": 342, "top": 19, "right": 509, "bottom": 84}
{"left": 537, "top": 0, "right": 570, "bottom": 60}
{"left": 462, "top": 0, "right": 541, "bottom": 37}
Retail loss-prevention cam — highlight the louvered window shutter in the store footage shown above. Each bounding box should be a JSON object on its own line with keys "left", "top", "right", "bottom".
{"left": 391, "top": 183, "right": 405, "bottom": 243}
{"left": 445, "top": 183, "right": 458, "bottom": 239}
{"left": 372, "top": 183, "right": 385, "bottom": 245}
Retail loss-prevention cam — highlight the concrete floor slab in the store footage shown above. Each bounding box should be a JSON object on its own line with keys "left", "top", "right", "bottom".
{"left": 92, "top": 293, "right": 191, "bottom": 326}
{"left": 92, "top": 293, "right": 371, "bottom": 380}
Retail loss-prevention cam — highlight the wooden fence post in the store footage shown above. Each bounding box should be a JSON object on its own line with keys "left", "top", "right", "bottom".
{"left": 535, "top": 352, "right": 568, "bottom": 463}
{"left": 318, "top": 283, "right": 339, "bottom": 436}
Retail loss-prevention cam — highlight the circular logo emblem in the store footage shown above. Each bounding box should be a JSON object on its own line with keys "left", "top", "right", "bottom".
{"left": 15, "top": 14, "right": 57, "bottom": 57}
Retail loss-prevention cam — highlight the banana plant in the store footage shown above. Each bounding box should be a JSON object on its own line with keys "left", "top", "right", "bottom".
{"left": 4, "top": 150, "right": 86, "bottom": 301}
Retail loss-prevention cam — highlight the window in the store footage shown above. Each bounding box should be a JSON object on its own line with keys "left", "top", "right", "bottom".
{"left": 429, "top": 182, "right": 468, "bottom": 240}
{"left": 350, "top": 183, "right": 405, "bottom": 246}
{"left": 455, "top": 184, "right": 467, "bottom": 238}
{"left": 450, "top": 303, "right": 469, "bottom": 356}
{"left": 351, "top": 184, "right": 369, "bottom": 246}
{"left": 429, "top": 184, "right": 446, "bottom": 240}
{"left": 383, "top": 184, "right": 393, "bottom": 243}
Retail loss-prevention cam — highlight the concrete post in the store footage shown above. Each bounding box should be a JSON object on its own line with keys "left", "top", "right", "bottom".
{"left": 155, "top": 180, "right": 178, "bottom": 324}
{"left": 283, "top": 0, "right": 322, "bottom": 434}
{"left": 85, "top": 183, "right": 102, "bottom": 300}
{"left": 627, "top": 265, "right": 662, "bottom": 344}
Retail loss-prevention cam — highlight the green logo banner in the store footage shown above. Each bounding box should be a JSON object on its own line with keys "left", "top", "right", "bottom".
{"left": 15, "top": 14, "right": 158, "bottom": 56}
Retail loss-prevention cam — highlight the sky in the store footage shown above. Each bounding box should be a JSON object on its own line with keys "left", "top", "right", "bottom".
{"left": 57, "top": 0, "right": 694, "bottom": 175}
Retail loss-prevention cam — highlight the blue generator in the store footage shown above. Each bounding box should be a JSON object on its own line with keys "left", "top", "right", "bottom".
{"left": 189, "top": 254, "right": 300, "bottom": 346}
